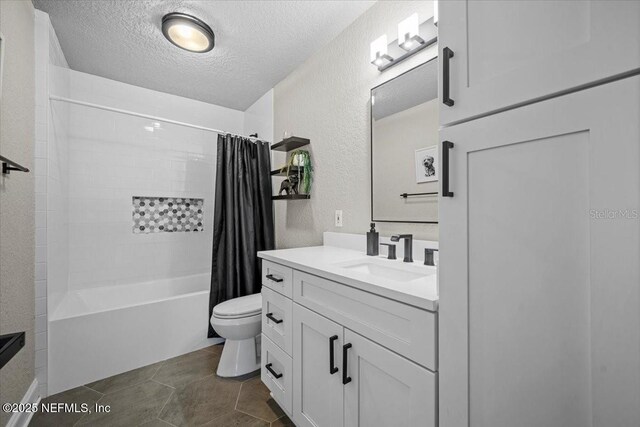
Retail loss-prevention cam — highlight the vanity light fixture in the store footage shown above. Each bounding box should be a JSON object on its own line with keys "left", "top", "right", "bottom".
{"left": 370, "top": 35, "right": 394, "bottom": 67}
{"left": 398, "top": 13, "right": 425, "bottom": 51}
{"left": 162, "top": 12, "right": 215, "bottom": 53}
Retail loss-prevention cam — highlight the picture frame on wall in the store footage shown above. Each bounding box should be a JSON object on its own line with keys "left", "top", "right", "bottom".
{"left": 415, "top": 146, "right": 438, "bottom": 183}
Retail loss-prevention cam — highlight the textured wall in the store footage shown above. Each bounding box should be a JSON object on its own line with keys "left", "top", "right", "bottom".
{"left": 273, "top": 1, "right": 437, "bottom": 248}
{"left": 0, "top": 1, "right": 36, "bottom": 423}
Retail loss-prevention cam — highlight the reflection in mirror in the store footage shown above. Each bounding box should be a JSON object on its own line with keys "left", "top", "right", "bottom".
{"left": 371, "top": 58, "right": 438, "bottom": 223}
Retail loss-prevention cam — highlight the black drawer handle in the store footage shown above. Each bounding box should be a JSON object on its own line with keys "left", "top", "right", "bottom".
{"left": 442, "top": 47, "right": 455, "bottom": 107}
{"left": 329, "top": 335, "right": 339, "bottom": 375}
{"left": 342, "top": 343, "right": 352, "bottom": 384}
{"left": 442, "top": 140, "right": 454, "bottom": 197}
{"left": 266, "top": 312, "right": 283, "bottom": 324}
{"left": 265, "top": 363, "right": 283, "bottom": 379}
{"left": 266, "top": 274, "right": 283, "bottom": 283}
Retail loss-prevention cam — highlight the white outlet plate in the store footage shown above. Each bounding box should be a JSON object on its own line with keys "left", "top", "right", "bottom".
{"left": 335, "top": 210, "right": 343, "bottom": 227}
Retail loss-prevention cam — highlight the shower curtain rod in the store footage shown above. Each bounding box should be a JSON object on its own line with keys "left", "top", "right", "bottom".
{"left": 49, "top": 95, "right": 267, "bottom": 142}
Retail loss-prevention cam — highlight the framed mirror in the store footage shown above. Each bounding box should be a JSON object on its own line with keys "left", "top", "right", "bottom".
{"left": 371, "top": 58, "right": 438, "bottom": 224}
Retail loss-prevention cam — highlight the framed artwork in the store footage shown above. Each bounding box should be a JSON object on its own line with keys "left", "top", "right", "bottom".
{"left": 415, "top": 146, "right": 438, "bottom": 183}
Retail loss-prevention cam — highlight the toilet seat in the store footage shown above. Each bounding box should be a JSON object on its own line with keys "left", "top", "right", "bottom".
{"left": 213, "top": 293, "right": 262, "bottom": 319}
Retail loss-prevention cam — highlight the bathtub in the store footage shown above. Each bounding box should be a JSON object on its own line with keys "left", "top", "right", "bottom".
{"left": 48, "top": 273, "right": 222, "bottom": 394}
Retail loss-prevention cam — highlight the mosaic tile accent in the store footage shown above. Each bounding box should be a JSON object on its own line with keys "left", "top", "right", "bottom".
{"left": 132, "top": 196, "right": 204, "bottom": 234}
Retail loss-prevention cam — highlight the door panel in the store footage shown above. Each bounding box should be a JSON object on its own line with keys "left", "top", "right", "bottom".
{"left": 439, "top": 76, "right": 640, "bottom": 427}
{"left": 343, "top": 330, "right": 437, "bottom": 427}
{"left": 439, "top": 0, "right": 640, "bottom": 125}
{"left": 293, "top": 304, "right": 344, "bottom": 427}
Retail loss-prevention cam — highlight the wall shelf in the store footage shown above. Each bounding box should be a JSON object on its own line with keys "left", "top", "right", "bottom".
{"left": 272, "top": 194, "right": 311, "bottom": 201}
{"left": 271, "top": 137, "right": 311, "bottom": 200}
{"left": 271, "top": 166, "right": 303, "bottom": 176}
{"left": 271, "top": 136, "right": 310, "bottom": 152}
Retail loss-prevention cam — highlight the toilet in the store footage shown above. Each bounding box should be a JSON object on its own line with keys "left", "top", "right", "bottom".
{"left": 210, "top": 293, "right": 262, "bottom": 377}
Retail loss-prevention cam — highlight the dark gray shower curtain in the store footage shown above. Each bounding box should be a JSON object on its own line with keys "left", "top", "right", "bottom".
{"left": 208, "top": 134, "right": 274, "bottom": 337}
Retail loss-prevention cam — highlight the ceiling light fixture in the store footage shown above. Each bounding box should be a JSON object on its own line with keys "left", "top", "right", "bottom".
{"left": 162, "top": 12, "right": 215, "bottom": 53}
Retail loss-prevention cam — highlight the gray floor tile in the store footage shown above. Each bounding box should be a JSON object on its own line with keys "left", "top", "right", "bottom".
{"left": 203, "top": 410, "right": 269, "bottom": 427}
{"left": 200, "top": 344, "right": 224, "bottom": 355}
{"left": 270, "top": 415, "right": 295, "bottom": 427}
{"left": 76, "top": 380, "right": 173, "bottom": 426}
{"left": 152, "top": 349, "right": 220, "bottom": 389}
{"left": 29, "top": 386, "right": 103, "bottom": 427}
{"left": 86, "top": 362, "right": 164, "bottom": 394}
{"left": 139, "top": 418, "right": 176, "bottom": 427}
{"left": 158, "top": 374, "right": 241, "bottom": 426}
{"left": 235, "top": 377, "right": 284, "bottom": 423}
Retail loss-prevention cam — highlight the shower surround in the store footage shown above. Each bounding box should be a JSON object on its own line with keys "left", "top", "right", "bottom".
{"left": 42, "top": 65, "right": 272, "bottom": 394}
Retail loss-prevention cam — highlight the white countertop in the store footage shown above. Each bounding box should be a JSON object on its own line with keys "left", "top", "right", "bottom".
{"left": 258, "top": 246, "right": 438, "bottom": 311}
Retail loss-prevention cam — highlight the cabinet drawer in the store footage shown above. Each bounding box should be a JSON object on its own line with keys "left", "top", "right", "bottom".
{"left": 262, "top": 260, "right": 293, "bottom": 298}
{"left": 261, "top": 334, "right": 293, "bottom": 416}
{"left": 293, "top": 270, "right": 437, "bottom": 370}
{"left": 262, "top": 286, "right": 293, "bottom": 356}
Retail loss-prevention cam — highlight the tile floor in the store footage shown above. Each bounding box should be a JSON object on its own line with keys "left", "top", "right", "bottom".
{"left": 29, "top": 344, "right": 294, "bottom": 427}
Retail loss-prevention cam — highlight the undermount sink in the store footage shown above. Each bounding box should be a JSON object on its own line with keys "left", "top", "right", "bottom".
{"left": 335, "top": 259, "right": 434, "bottom": 282}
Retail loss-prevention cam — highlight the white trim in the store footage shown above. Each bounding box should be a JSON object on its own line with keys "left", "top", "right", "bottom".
{"left": 6, "top": 379, "right": 40, "bottom": 427}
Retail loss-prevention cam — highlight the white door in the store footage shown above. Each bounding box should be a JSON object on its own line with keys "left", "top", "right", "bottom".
{"left": 438, "top": 0, "right": 640, "bottom": 125}
{"left": 293, "top": 304, "right": 344, "bottom": 427}
{"left": 343, "top": 329, "right": 437, "bottom": 427}
{"left": 439, "top": 76, "right": 640, "bottom": 427}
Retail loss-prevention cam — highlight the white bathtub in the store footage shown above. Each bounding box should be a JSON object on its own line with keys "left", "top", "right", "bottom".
{"left": 48, "top": 273, "right": 222, "bottom": 394}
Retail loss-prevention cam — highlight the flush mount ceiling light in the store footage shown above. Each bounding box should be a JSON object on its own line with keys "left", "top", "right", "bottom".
{"left": 162, "top": 12, "right": 215, "bottom": 53}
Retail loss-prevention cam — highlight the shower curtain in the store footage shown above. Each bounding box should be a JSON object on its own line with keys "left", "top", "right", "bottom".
{"left": 208, "top": 134, "right": 275, "bottom": 337}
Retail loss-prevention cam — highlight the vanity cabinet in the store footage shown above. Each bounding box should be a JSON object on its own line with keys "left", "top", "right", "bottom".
{"left": 261, "top": 259, "right": 438, "bottom": 427}
{"left": 438, "top": 0, "right": 640, "bottom": 125}
{"left": 292, "top": 304, "right": 344, "bottom": 427}
{"left": 439, "top": 75, "right": 640, "bottom": 427}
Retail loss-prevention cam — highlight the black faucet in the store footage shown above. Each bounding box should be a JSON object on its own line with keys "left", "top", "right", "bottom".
{"left": 390, "top": 234, "right": 413, "bottom": 263}
{"left": 380, "top": 243, "right": 397, "bottom": 260}
{"left": 424, "top": 248, "right": 438, "bottom": 266}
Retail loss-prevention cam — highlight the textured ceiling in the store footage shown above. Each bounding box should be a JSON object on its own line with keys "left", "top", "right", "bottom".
{"left": 33, "top": 0, "right": 375, "bottom": 111}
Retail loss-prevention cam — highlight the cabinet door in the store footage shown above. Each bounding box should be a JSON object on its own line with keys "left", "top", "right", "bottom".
{"left": 439, "top": 76, "right": 640, "bottom": 427}
{"left": 343, "top": 329, "right": 437, "bottom": 427}
{"left": 293, "top": 304, "right": 344, "bottom": 427}
{"left": 439, "top": 0, "right": 640, "bottom": 125}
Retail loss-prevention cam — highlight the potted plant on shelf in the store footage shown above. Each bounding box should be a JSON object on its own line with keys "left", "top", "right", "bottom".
{"left": 282, "top": 149, "right": 313, "bottom": 195}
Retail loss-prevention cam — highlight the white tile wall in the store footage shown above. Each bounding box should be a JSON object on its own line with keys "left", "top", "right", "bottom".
{"left": 45, "top": 66, "right": 245, "bottom": 290}
{"left": 59, "top": 104, "right": 220, "bottom": 289}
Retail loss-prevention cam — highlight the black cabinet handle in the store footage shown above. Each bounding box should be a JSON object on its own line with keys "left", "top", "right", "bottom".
{"left": 329, "top": 335, "right": 339, "bottom": 375}
{"left": 266, "top": 312, "right": 283, "bottom": 324}
{"left": 342, "top": 343, "right": 352, "bottom": 384}
{"left": 266, "top": 274, "right": 283, "bottom": 283}
{"left": 442, "top": 47, "right": 455, "bottom": 107}
{"left": 442, "top": 141, "right": 454, "bottom": 197}
{"left": 265, "top": 363, "right": 283, "bottom": 379}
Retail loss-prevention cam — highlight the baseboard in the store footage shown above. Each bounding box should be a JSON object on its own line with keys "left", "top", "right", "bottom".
{"left": 6, "top": 378, "right": 40, "bottom": 427}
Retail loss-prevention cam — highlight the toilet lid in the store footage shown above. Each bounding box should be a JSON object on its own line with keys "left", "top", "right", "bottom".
{"left": 213, "top": 293, "right": 262, "bottom": 318}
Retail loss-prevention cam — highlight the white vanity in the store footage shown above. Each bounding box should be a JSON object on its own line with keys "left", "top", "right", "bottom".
{"left": 258, "top": 245, "right": 438, "bottom": 427}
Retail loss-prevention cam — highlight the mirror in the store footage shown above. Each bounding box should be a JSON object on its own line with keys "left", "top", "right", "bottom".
{"left": 371, "top": 58, "right": 438, "bottom": 223}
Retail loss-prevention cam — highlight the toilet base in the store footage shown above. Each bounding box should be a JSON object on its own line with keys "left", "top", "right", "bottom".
{"left": 217, "top": 336, "right": 261, "bottom": 377}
